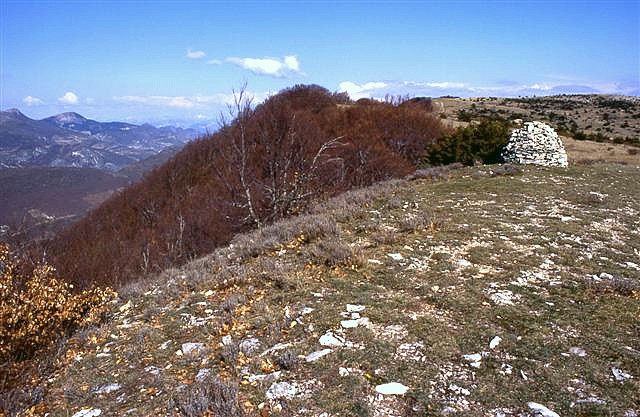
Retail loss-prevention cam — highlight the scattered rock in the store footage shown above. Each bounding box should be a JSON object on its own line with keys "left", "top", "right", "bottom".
{"left": 528, "top": 402, "right": 560, "bottom": 417}
{"left": 489, "top": 336, "right": 502, "bottom": 349}
{"left": 346, "top": 304, "right": 366, "bottom": 313}
{"left": 144, "top": 366, "right": 161, "bottom": 375}
{"left": 499, "top": 363, "right": 513, "bottom": 375}
{"left": 118, "top": 300, "right": 132, "bottom": 313}
{"left": 319, "top": 332, "right": 345, "bottom": 347}
{"left": 260, "top": 342, "right": 292, "bottom": 357}
{"left": 341, "top": 319, "right": 359, "bottom": 328}
{"left": 93, "top": 383, "right": 121, "bottom": 395}
{"left": 625, "top": 261, "right": 640, "bottom": 270}
{"left": 387, "top": 253, "right": 404, "bottom": 261}
{"left": 375, "top": 382, "right": 409, "bottom": 395}
{"left": 457, "top": 259, "right": 472, "bottom": 268}
{"left": 463, "top": 353, "right": 484, "bottom": 368}
{"left": 195, "top": 369, "right": 211, "bottom": 382}
{"left": 239, "top": 338, "right": 261, "bottom": 355}
{"left": 486, "top": 288, "right": 521, "bottom": 305}
{"left": 71, "top": 409, "right": 102, "bottom": 417}
{"left": 449, "top": 384, "right": 470, "bottom": 396}
{"left": 371, "top": 324, "right": 408, "bottom": 342}
{"left": 612, "top": 367, "right": 633, "bottom": 382}
{"left": 305, "top": 349, "right": 333, "bottom": 362}
{"left": 573, "top": 397, "right": 606, "bottom": 406}
{"left": 247, "top": 371, "right": 282, "bottom": 383}
{"left": 181, "top": 342, "right": 206, "bottom": 356}
{"left": 568, "top": 347, "right": 587, "bottom": 357}
{"left": 396, "top": 342, "right": 426, "bottom": 362}
{"left": 356, "top": 317, "right": 371, "bottom": 327}
{"left": 266, "top": 381, "right": 297, "bottom": 400}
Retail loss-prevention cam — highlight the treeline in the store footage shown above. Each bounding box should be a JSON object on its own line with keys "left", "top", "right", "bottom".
{"left": 42, "top": 85, "right": 450, "bottom": 289}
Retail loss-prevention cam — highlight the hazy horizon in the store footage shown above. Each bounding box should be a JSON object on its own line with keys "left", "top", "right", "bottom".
{"left": 2, "top": 1, "right": 638, "bottom": 124}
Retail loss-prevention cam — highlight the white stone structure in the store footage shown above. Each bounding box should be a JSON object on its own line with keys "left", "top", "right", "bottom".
{"left": 502, "top": 121, "right": 568, "bottom": 167}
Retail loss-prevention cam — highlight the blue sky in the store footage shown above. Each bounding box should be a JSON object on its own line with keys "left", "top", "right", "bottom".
{"left": 1, "top": 1, "right": 638, "bottom": 125}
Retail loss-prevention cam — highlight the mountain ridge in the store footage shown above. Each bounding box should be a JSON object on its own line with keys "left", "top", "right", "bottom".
{"left": 0, "top": 108, "right": 198, "bottom": 171}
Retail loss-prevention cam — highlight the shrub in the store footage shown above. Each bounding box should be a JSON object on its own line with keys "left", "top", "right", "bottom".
{"left": 169, "top": 376, "right": 243, "bottom": 417}
{"left": 0, "top": 243, "right": 115, "bottom": 361}
{"left": 489, "top": 164, "right": 523, "bottom": 177}
{"left": 405, "top": 162, "right": 464, "bottom": 181}
{"left": 307, "top": 237, "right": 361, "bottom": 268}
{"left": 424, "top": 120, "right": 511, "bottom": 166}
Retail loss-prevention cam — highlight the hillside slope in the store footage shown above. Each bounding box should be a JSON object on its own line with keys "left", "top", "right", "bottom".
{"left": 11, "top": 163, "right": 639, "bottom": 416}
{"left": 0, "top": 167, "right": 128, "bottom": 226}
{"left": 44, "top": 86, "right": 448, "bottom": 289}
{"left": 433, "top": 95, "right": 640, "bottom": 143}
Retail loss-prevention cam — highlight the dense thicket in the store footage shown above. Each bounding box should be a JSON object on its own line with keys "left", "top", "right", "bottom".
{"left": 424, "top": 120, "right": 511, "bottom": 166}
{"left": 43, "top": 85, "right": 449, "bottom": 288}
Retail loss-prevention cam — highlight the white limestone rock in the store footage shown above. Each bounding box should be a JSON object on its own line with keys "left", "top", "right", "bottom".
{"left": 181, "top": 342, "right": 206, "bottom": 355}
{"left": 528, "top": 401, "right": 560, "bottom": 417}
{"left": 502, "top": 121, "right": 568, "bottom": 167}
{"left": 71, "top": 409, "right": 102, "bottom": 417}
{"left": 266, "top": 381, "right": 297, "bottom": 400}
{"left": 489, "top": 336, "right": 502, "bottom": 349}
{"left": 305, "top": 349, "right": 333, "bottom": 362}
{"left": 375, "top": 382, "right": 410, "bottom": 395}
{"left": 612, "top": 367, "right": 633, "bottom": 382}
{"left": 239, "top": 338, "right": 261, "bottom": 355}
{"left": 93, "top": 383, "right": 121, "bottom": 395}
{"left": 319, "top": 331, "right": 345, "bottom": 347}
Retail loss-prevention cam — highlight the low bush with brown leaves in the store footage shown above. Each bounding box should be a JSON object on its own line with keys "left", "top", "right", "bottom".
{"left": 0, "top": 243, "right": 116, "bottom": 362}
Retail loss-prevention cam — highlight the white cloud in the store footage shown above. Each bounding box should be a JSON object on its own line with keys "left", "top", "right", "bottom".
{"left": 425, "top": 82, "right": 467, "bottom": 89}
{"left": 207, "top": 59, "right": 222, "bottom": 65}
{"left": 58, "top": 91, "right": 79, "bottom": 105}
{"left": 114, "top": 95, "right": 196, "bottom": 108}
{"left": 226, "top": 55, "right": 302, "bottom": 77}
{"left": 23, "top": 96, "right": 44, "bottom": 106}
{"left": 338, "top": 79, "right": 636, "bottom": 99}
{"left": 113, "top": 91, "right": 272, "bottom": 109}
{"left": 186, "top": 49, "right": 206, "bottom": 59}
{"left": 338, "top": 81, "right": 388, "bottom": 99}
{"left": 283, "top": 55, "right": 300, "bottom": 72}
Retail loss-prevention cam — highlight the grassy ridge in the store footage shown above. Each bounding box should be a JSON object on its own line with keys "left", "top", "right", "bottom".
{"left": 7, "top": 163, "right": 638, "bottom": 416}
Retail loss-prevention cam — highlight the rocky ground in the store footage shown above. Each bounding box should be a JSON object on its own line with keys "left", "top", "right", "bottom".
{"left": 5, "top": 162, "right": 640, "bottom": 417}
{"left": 433, "top": 95, "right": 640, "bottom": 142}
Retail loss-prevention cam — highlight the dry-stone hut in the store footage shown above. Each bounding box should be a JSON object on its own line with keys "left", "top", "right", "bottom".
{"left": 501, "top": 121, "right": 568, "bottom": 167}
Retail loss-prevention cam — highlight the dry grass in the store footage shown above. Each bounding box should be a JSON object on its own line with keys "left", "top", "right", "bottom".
{"left": 563, "top": 136, "right": 640, "bottom": 165}
{"left": 4, "top": 163, "right": 640, "bottom": 417}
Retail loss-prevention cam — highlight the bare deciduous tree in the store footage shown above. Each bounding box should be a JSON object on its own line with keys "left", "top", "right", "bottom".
{"left": 211, "top": 84, "right": 345, "bottom": 227}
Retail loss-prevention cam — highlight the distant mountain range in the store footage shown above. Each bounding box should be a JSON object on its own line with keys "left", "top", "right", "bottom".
{"left": 0, "top": 109, "right": 199, "bottom": 171}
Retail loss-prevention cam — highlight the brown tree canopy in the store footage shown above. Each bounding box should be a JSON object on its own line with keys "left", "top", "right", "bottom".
{"left": 44, "top": 85, "right": 448, "bottom": 289}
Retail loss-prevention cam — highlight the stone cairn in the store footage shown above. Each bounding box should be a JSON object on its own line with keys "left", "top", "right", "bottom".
{"left": 501, "top": 121, "right": 568, "bottom": 167}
